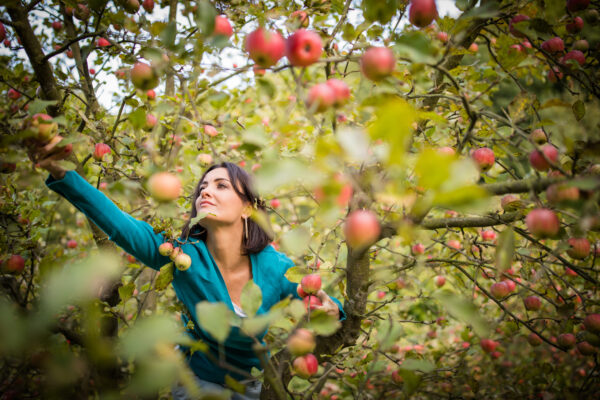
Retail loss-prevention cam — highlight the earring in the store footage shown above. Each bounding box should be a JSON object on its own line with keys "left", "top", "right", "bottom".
{"left": 244, "top": 217, "right": 248, "bottom": 241}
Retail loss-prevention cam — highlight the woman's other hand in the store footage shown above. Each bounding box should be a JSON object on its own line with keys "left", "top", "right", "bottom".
{"left": 26, "top": 135, "right": 71, "bottom": 180}
{"left": 314, "top": 290, "right": 340, "bottom": 320}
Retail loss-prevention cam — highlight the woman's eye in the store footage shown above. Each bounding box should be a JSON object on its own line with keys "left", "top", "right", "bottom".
{"left": 218, "top": 183, "right": 227, "bottom": 188}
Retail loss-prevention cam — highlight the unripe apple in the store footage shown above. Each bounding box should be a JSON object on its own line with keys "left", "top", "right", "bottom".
{"left": 490, "top": 281, "right": 509, "bottom": 298}
{"left": 360, "top": 47, "right": 395, "bottom": 81}
{"left": 584, "top": 314, "right": 600, "bottom": 334}
{"left": 547, "top": 183, "right": 580, "bottom": 203}
{"left": 306, "top": 83, "right": 336, "bottom": 112}
{"left": 130, "top": 62, "right": 158, "bottom": 90}
{"left": 3, "top": 255, "right": 25, "bottom": 274}
{"left": 573, "top": 39, "right": 589, "bottom": 52}
{"left": 145, "top": 113, "right": 157, "bottom": 130}
{"left": 524, "top": 296, "right": 542, "bottom": 311}
{"left": 142, "top": 0, "right": 154, "bottom": 13}
{"left": 292, "top": 353, "right": 318, "bottom": 378}
{"left": 526, "top": 208, "right": 560, "bottom": 238}
{"left": 158, "top": 242, "right": 174, "bottom": 257}
{"left": 471, "top": 147, "right": 495, "bottom": 172}
{"left": 344, "top": 209, "right": 381, "bottom": 250}
{"left": 74, "top": 4, "right": 91, "bottom": 21}
{"left": 530, "top": 129, "right": 548, "bottom": 144}
{"left": 434, "top": 275, "right": 446, "bottom": 287}
{"left": 566, "top": 17, "right": 584, "bottom": 34}
{"left": 213, "top": 15, "right": 233, "bottom": 37}
{"left": 288, "top": 329, "right": 316, "bottom": 356}
{"left": 289, "top": 10, "right": 309, "bottom": 28}
{"left": 527, "top": 333, "right": 542, "bottom": 346}
{"left": 174, "top": 252, "right": 191, "bottom": 271}
{"left": 584, "top": 8, "right": 599, "bottom": 23}
{"left": 408, "top": 0, "right": 438, "bottom": 28}
{"left": 30, "top": 113, "right": 58, "bottom": 143}
{"left": 501, "top": 194, "right": 522, "bottom": 211}
{"left": 529, "top": 144, "right": 559, "bottom": 171}
{"left": 8, "top": 88, "right": 21, "bottom": 100}
{"left": 480, "top": 338, "right": 498, "bottom": 353}
{"left": 148, "top": 172, "right": 182, "bottom": 202}
{"left": 481, "top": 230, "right": 496, "bottom": 241}
{"left": 561, "top": 50, "right": 586, "bottom": 67}
{"left": 541, "top": 37, "right": 564, "bottom": 53}
{"left": 97, "top": 38, "right": 110, "bottom": 47}
{"left": 285, "top": 29, "right": 323, "bottom": 67}
{"left": 270, "top": 198, "right": 281, "bottom": 209}
{"left": 301, "top": 274, "right": 321, "bottom": 295}
{"left": 245, "top": 28, "right": 285, "bottom": 68}
{"left": 577, "top": 341, "right": 597, "bottom": 356}
{"left": 509, "top": 14, "right": 530, "bottom": 38}
{"left": 303, "top": 295, "right": 322, "bottom": 311}
{"left": 93, "top": 143, "right": 111, "bottom": 161}
{"left": 325, "top": 79, "right": 350, "bottom": 107}
{"left": 566, "top": 237, "right": 590, "bottom": 259}
{"left": 52, "top": 21, "right": 63, "bottom": 31}
{"left": 67, "top": 239, "right": 77, "bottom": 249}
{"left": 411, "top": 243, "right": 425, "bottom": 255}
{"left": 121, "top": 0, "right": 140, "bottom": 13}
{"left": 567, "top": 0, "right": 590, "bottom": 12}
{"left": 557, "top": 333, "right": 576, "bottom": 349}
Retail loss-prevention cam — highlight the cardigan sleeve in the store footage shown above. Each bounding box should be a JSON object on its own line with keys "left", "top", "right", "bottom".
{"left": 45, "top": 171, "right": 171, "bottom": 270}
{"left": 279, "top": 253, "right": 346, "bottom": 322}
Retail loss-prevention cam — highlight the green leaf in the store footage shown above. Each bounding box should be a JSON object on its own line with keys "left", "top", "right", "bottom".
{"left": 119, "top": 282, "right": 136, "bottom": 303}
{"left": 495, "top": 228, "right": 514, "bottom": 274}
{"left": 224, "top": 375, "right": 246, "bottom": 394}
{"left": 241, "top": 310, "right": 281, "bottom": 337}
{"left": 375, "top": 320, "right": 403, "bottom": 351}
{"left": 195, "top": 302, "right": 232, "bottom": 343}
{"left": 336, "top": 128, "right": 370, "bottom": 162}
{"left": 240, "top": 280, "right": 262, "bottom": 317}
{"left": 27, "top": 99, "right": 58, "bottom": 115}
{"left": 280, "top": 226, "right": 311, "bottom": 256}
{"left": 254, "top": 159, "right": 313, "bottom": 193}
{"left": 572, "top": 100, "right": 585, "bottom": 121}
{"left": 288, "top": 376, "right": 311, "bottom": 392}
{"left": 160, "top": 21, "right": 177, "bottom": 49}
{"left": 188, "top": 211, "right": 209, "bottom": 227}
{"left": 433, "top": 290, "right": 490, "bottom": 337}
{"left": 194, "top": 0, "right": 217, "bottom": 36}
{"left": 414, "top": 148, "right": 454, "bottom": 190}
{"left": 306, "top": 309, "right": 341, "bottom": 336}
{"left": 155, "top": 263, "right": 174, "bottom": 291}
{"left": 284, "top": 266, "right": 310, "bottom": 284}
{"left": 394, "top": 31, "right": 437, "bottom": 64}
{"left": 401, "top": 358, "right": 435, "bottom": 373}
{"left": 399, "top": 369, "right": 421, "bottom": 395}
{"left": 256, "top": 78, "right": 276, "bottom": 99}
{"left": 129, "top": 108, "right": 147, "bottom": 130}
{"left": 242, "top": 126, "right": 269, "bottom": 148}
{"left": 367, "top": 99, "right": 416, "bottom": 165}
{"left": 119, "top": 315, "right": 187, "bottom": 359}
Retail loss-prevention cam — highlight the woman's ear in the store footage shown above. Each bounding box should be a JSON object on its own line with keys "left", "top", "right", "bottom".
{"left": 242, "top": 204, "right": 253, "bottom": 219}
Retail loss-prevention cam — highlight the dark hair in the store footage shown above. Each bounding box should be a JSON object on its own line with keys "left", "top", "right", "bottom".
{"left": 180, "top": 162, "right": 272, "bottom": 255}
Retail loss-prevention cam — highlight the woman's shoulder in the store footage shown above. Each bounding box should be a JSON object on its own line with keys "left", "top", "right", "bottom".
{"left": 257, "top": 245, "right": 294, "bottom": 271}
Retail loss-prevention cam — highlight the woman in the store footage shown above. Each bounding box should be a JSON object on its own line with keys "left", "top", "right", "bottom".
{"left": 28, "top": 136, "right": 345, "bottom": 399}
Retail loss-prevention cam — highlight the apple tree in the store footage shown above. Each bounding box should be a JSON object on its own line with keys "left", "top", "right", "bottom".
{"left": 1, "top": 0, "right": 600, "bottom": 398}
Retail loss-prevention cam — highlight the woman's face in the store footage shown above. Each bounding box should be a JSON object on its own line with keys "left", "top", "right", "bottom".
{"left": 195, "top": 168, "right": 249, "bottom": 228}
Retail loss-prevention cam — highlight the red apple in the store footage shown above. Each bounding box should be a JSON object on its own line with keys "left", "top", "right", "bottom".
{"left": 0, "top": 22, "right": 5, "bottom": 42}
{"left": 148, "top": 172, "right": 182, "bottom": 202}
{"left": 447, "top": 239, "right": 461, "bottom": 250}
{"left": 480, "top": 339, "right": 499, "bottom": 353}
{"left": 548, "top": 67, "right": 563, "bottom": 83}
{"left": 52, "top": 21, "right": 63, "bottom": 31}
{"left": 306, "top": 83, "right": 336, "bottom": 113}
{"left": 325, "top": 79, "right": 350, "bottom": 106}
{"left": 541, "top": 37, "right": 564, "bottom": 53}
{"left": 303, "top": 295, "right": 322, "bottom": 311}
{"left": 360, "top": 47, "right": 395, "bottom": 81}
{"left": 174, "top": 252, "right": 191, "bottom": 271}
{"left": 437, "top": 146, "right": 455, "bottom": 156}
{"left": 469, "top": 42, "right": 479, "bottom": 52}
{"left": 121, "top": 0, "right": 140, "bottom": 13}
{"left": 584, "top": 314, "right": 600, "bottom": 334}
{"left": 301, "top": 274, "right": 321, "bottom": 295}
{"left": 434, "top": 275, "right": 446, "bottom": 287}
{"left": 145, "top": 113, "right": 157, "bottom": 129}
{"left": 3, "top": 255, "right": 25, "bottom": 274}
{"left": 437, "top": 31, "right": 449, "bottom": 42}
{"left": 130, "top": 62, "right": 158, "bottom": 90}
{"left": 67, "top": 239, "right": 78, "bottom": 249}
{"left": 146, "top": 89, "right": 156, "bottom": 100}
{"left": 524, "top": 296, "right": 542, "bottom": 311}
{"left": 567, "top": 237, "right": 590, "bottom": 259}
{"left": 530, "top": 129, "right": 547, "bottom": 144}
{"left": 97, "top": 38, "right": 110, "bottom": 47}
{"left": 74, "top": 4, "right": 90, "bottom": 21}
{"left": 89, "top": 68, "right": 96, "bottom": 74}
{"left": 557, "top": 333, "right": 576, "bottom": 349}
{"left": 481, "top": 230, "right": 496, "bottom": 241}
{"left": 503, "top": 279, "right": 516, "bottom": 292}
{"left": 566, "top": 17, "right": 584, "bottom": 34}
{"left": 285, "top": 29, "right": 323, "bottom": 67}
{"left": 547, "top": 183, "right": 579, "bottom": 204}
{"left": 245, "top": 27, "right": 285, "bottom": 68}
{"left": 567, "top": 0, "right": 590, "bottom": 12}
{"left": 142, "top": 0, "right": 154, "bottom": 13}
{"left": 289, "top": 10, "right": 309, "bottom": 28}
{"left": 203, "top": 124, "right": 218, "bottom": 137}
{"left": 561, "top": 49, "right": 585, "bottom": 67}
{"left": 490, "top": 282, "right": 509, "bottom": 298}
{"left": 213, "top": 15, "right": 233, "bottom": 37}
{"left": 8, "top": 88, "right": 21, "bottom": 100}
{"left": 159, "top": 242, "right": 174, "bottom": 256}
{"left": 196, "top": 153, "right": 213, "bottom": 165}
{"left": 292, "top": 353, "right": 318, "bottom": 378}
{"left": 270, "top": 199, "right": 281, "bottom": 209}
{"left": 527, "top": 333, "right": 542, "bottom": 346}
{"left": 471, "top": 147, "right": 495, "bottom": 172}
{"left": 411, "top": 243, "right": 425, "bottom": 255}
{"left": 526, "top": 208, "right": 560, "bottom": 238}
{"left": 529, "top": 144, "right": 559, "bottom": 171}
{"left": 573, "top": 39, "right": 589, "bottom": 52}
{"left": 93, "top": 143, "right": 111, "bottom": 161}
{"left": 29, "top": 113, "right": 58, "bottom": 143}
{"left": 66, "top": 49, "right": 74, "bottom": 58}
{"left": 501, "top": 194, "right": 522, "bottom": 211}
{"left": 409, "top": 0, "right": 438, "bottom": 28}
{"left": 577, "top": 341, "right": 597, "bottom": 355}
{"left": 297, "top": 285, "right": 308, "bottom": 298}
{"left": 344, "top": 209, "right": 381, "bottom": 250}
{"left": 288, "top": 328, "right": 316, "bottom": 356}
{"left": 509, "top": 14, "right": 530, "bottom": 38}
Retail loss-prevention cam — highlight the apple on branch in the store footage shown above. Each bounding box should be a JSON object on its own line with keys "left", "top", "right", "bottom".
{"left": 148, "top": 172, "right": 182, "bottom": 202}
{"left": 245, "top": 27, "right": 285, "bottom": 68}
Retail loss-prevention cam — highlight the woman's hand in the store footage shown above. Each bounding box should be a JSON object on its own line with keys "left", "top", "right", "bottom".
{"left": 314, "top": 290, "right": 340, "bottom": 320}
{"left": 26, "top": 135, "right": 71, "bottom": 180}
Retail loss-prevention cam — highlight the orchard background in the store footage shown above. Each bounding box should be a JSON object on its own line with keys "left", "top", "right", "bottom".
{"left": 1, "top": 0, "right": 600, "bottom": 398}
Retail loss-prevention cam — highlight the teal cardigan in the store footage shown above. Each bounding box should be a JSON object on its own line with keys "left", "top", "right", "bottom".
{"left": 46, "top": 171, "right": 345, "bottom": 384}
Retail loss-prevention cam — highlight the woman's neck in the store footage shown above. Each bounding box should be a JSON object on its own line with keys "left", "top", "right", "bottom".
{"left": 205, "top": 223, "right": 247, "bottom": 273}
